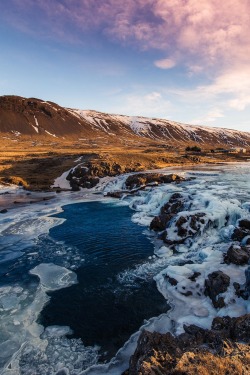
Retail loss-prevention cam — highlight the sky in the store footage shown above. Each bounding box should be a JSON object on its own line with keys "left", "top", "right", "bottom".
{"left": 0, "top": 0, "right": 250, "bottom": 132}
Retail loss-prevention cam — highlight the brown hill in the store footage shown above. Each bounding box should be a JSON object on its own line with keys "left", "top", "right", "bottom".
{"left": 0, "top": 95, "right": 101, "bottom": 138}
{"left": 1, "top": 95, "right": 250, "bottom": 147}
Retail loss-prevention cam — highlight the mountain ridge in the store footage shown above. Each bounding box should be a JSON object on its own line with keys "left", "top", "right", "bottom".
{"left": 1, "top": 95, "right": 250, "bottom": 148}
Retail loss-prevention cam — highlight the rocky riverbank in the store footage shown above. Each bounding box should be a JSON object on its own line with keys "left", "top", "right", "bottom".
{"left": 124, "top": 314, "right": 250, "bottom": 375}
{"left": 118, "top": 178, "right": 250, "bottom": 375}
{"left": 1, "top": 138, "right": 249, "bottom": 191}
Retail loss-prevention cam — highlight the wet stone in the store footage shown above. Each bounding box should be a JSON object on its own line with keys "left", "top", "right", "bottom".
{"left": 239, "top": 219, "right": 250, "bottom": 230}
{"left": 165, "top": 274, "right": 178, "bottom": 286}
{"left": 188, "top": 272, "right": 201, "bottom": 282}
{"left": 224, "top": 244, "right": 250, "bottom": 265}
{"left": 204, "top": 271, "right": 230, "bottom": 308}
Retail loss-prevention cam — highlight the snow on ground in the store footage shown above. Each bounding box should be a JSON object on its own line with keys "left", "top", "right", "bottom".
{"left": 52, "top": 169, "right": 71, "bottom": 189}
{"left": 70, "top": 108, "right": 250, "bottom": 145}
{"left": 45, "top": 130, "right": 57, "bottom": 137}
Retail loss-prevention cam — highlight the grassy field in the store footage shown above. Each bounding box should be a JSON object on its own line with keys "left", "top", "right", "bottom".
{"left": 0, "top": 136, "right": 249, "bottom": 191}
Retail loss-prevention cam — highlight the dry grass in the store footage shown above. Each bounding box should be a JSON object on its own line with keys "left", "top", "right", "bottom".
{"left": 0, "top": 136, "right": 249, "bottom": 190}
{"left": 138, "top": 342, "right": 250, "bottom": 375}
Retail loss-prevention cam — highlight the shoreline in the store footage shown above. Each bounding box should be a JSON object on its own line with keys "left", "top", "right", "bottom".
{"left": 1, "top": 143, "right": 249, "bottom": 192}
{"left": 1, "top": 160, "right": 249, "bottom": 211}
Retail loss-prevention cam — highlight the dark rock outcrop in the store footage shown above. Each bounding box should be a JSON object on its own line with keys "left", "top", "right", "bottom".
{"left": 161, "top": 212, "right": 206, "bottom": 247}
{"left": 125, "top": 173, "right": 184, "bottom": 190}
{"left": 125, "top": 314, "right": 250, "bottom": 375}
{"left": 224, "top": 244, "right": 250, "bottom": 265}
{"left": 232, "top": 219, "right": 250, "bottom": 242}
{"left": 66, "top": 161, "right": 126, "bottom": 190}
{"left": 239, "top": 219, "right": 250, "bottom": 230}
{"left": 150, "top": 193, "right": 184, "bottom": 232}
{"left": 204, "top": 271, "right": 230, "bottom": 308}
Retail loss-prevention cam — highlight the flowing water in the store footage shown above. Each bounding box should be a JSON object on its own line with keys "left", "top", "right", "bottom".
{"left": 0, "top": 163, "right": 250, "bottom": 374}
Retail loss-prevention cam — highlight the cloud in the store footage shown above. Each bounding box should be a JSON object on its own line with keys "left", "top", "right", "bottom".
{"left": 188, "top": 66, "right": 250, "bottom": 113}
{"left": 229, "top": 97, "right": 250, "bottom": 111}
{"left": 167, "top": 64, "right": 250, "bottom": 127}
{"left": 2, "top": 0, "right": 250, "bottom": 71}
{"left": 191, "top": 108, "right": 224, "bottom": 124}
{"left": 154, "top": 58, "right": 176, "bottom": 69}
{"left": 113, "top": 90, "right": 172, "bottom": 117}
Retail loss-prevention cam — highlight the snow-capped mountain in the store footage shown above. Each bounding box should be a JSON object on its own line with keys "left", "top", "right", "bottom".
{"left": 1, "top": 95, "right": 250, "bottom": 147}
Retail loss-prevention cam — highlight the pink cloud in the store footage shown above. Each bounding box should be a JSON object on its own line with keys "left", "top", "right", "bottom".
{"left": 154, "top": 58, "right": 176, "bottom": 69}
{"left": 2, "top": 0, "right": 250, "bottom": 70}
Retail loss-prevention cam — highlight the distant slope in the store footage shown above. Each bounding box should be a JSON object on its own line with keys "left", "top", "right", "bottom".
{"left": 71, "top": 109, "right": 250, "bottom": 147}
{"left": 1, "top": 95, "right": 250, "bottom": 147}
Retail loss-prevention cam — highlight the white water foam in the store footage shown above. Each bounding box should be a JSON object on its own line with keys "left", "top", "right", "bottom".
{"left": 1, "top": 163, "right": 250, "bottom": 374}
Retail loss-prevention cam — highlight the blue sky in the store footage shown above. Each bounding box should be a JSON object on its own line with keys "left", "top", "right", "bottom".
{"left": 0, "top": 0, "right": 250, "bottom": 132}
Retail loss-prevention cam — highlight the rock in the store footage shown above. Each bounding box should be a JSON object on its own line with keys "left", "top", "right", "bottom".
{"left": 150, "top": 193, "right": 184, "bottom": 232}
{"left": 160, "top": 174, "right": 184, "bottom": 184}
{"left": 106, "top": 191, "right": 126, "bottom": 198}
{"left": 212, "top": 316, "right": 232, "bottom": 331}
{"left": 150, "top": 214, "right": 172, "bottom": 231}
{"left": 232, "top": 227, "right": 250, "bottom": 242}
{"left": 160, "top": 230, "right": 186, "bottom": 246}
{"left": 245, "top": 266, "right": 250, "bottom": 294}
{"left": 125, "top": 173, "right": 184, "bottom": 190}
{"left": 126, "top": 314, "right": 250, "bottom": 375}
{"left": 224, "top": 244, "right": 250, "bottom": 265}
{"left": 176, "top": 216, "right": 188, "bottom": 227}
{"left": 239, "top": 219, "right": 250, "bottom": 230}
{"left": 161, "top": 212, "right": 206, "bottom": 246}
{"left": 204, "top": 271, "right": 230, "bottom": 308}
{"left": 55, "top": 369, "right": 69, "bottom": 375}
{"left": 190, "top": 213, "right": 205, "bottom": 230}
{"left": 181, "top": 290, "right": 193, "bottom": 296}
{"left": 188, "top": 272, "right": 201, "bottom": 282}
{"left": 231, "top": 314, "right": 250, "bottom": 342}
{"left": 66, "top": 160, "right": 125, "bottom": 190}
{"left": 165, "top": 274, "right": 178, "bottom": 286}
{"left": 70, "top": 179, "right": 80, "bottom": 191}
{"left": 178, "top": 226, "right": 188, "bottom": 237}
{"left": 0, "top": 209, "right": 7, "bottom": 213}
{"left": 233, "top": 282, "right": 248, "bottom": 300}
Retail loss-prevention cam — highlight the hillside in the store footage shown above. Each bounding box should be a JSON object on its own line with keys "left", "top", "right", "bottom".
{"left": 70, "top": 109, "right": 250, "bottom": 147}
{"left": 0, "top": 95, "right": 249, "bottom": 191}
{"left": 1, "top": 95, "right": 250, "bottom": 147}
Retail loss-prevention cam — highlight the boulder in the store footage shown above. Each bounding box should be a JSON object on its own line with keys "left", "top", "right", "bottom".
{"left": 150, "top": 214, "right": 172, "bottom": 231}
{"left": 150, "top": 193, "right": 184, "bottom": 232}
{"left": 232, "top": 226, "right": 250, "bottom": 242}
{"left": 106, "top": 191, "right": 126, "bottom": 198}
{"left": 125, "top": 173, "right": 184, "bottom": 190}
{"left": 188, "top": 272, "right": 201, "bottom": 282}
{"left": 165, "top": 274, "right": 178, "bottom": 286}
{"left": 212, "top": 316, "right": 232, "bottom": 331}
{"left": 224, "top": 244, "right": 250, "bottom": 265}
{"left": 239, "top": 219, "right": 250, "bottom": 230}
{"left": 231, "top": 314, "right": 250, "bottom": 342}
{"left": 161, "top": 212, "right": 206, "bottom": 246}
{"left": 204, "top": 271, "right": 230, "bottom": 308}
{"left": 233, "top": 282, "right": 248, "bottom": 300}
{"left": 0, "top": 209, "right": 7, "bottom": 214}
{"left": 69, "top": 179, "right": 80, "bottom": 191}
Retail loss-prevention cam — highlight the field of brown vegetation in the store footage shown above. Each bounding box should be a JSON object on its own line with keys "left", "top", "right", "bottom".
{"left": 1, "top": 136, "right": 249, "bottom": 191}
